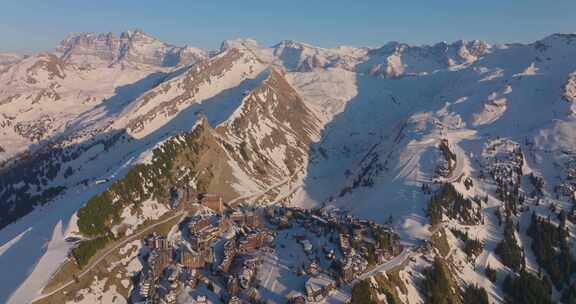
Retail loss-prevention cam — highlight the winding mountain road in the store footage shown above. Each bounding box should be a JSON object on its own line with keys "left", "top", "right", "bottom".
{"left": 32, "top": 211, "right": 186, "bottom": 303}
{"left": 443, "top": 144, "right": 466, "bottom": 183}
{"left": 354, "top": 247, "right": 413, "bottom": 283}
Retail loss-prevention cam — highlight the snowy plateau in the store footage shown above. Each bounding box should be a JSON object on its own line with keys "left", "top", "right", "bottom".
{"left": 0, "top": 30, "right": 576, "bottom": 304}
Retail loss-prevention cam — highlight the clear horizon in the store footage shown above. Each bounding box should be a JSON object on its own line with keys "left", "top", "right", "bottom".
{"left": 1, "top": 0, "right": 576, "bottom": 53}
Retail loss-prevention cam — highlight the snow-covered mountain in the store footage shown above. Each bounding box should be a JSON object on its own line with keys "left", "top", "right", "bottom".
{"left": 1, "top": 30, "right": 576, "bottom": 304}
{"left": 56, "top": 29, "right": 208, "bottom": 68}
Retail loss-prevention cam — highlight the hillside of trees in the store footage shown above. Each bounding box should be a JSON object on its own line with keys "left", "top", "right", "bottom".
{"left": 350, "top": 280, "right": 377, "bottom": 304}
{"left": 427, "top": 183, "right": 482, "bottom": 226}
{"left": 495, "top": 215, "right": 524, "bottom": 272}
{"left": 527, "top": 212, "right": 574, "bottom": 289}
{"left": 0, "top": 130, "right": 124, "bottom": 230}
{"left": 422, "top": 257, "right": 462, "bottom": 304}
{"left": 503, "top": 270, "right": 553, "bottom": 304}
{"left": 462, "top": 284, "right": 489, "bottom": 304}
{"left": 74, "top": 120, "right": 214, "bottom": 266}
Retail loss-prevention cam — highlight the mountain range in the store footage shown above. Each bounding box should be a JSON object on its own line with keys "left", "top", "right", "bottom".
{"left": 1, "top": 30, "right": 576, "bottom": 303}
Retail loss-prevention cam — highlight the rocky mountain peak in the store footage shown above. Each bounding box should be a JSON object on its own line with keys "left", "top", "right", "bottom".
{"left": 225, "top": 67, "right": 319, "bottom": 138}
{"left": 24, "top": 53, "right": 66, "bottom": 81}
{"left": 220, "top": 38, "right": 261, "bottom": 52}
{"left": 218, "top": 67, "right": 320, "bottom": 179}
{"left": 56, "top": 30, "right": 207, "bottom": 68}
{"left": 119, "top": 28, "right": 150, "bottom": 39}
{"left": 196, "top": 114, "right": 211, "bottom": 129}
{"left": 273, "top": 40, "right": 315, "bottom": 50}
{"left": 56, "top": 31, "right": 121, "bottom": 64}
{"left": 364, "top": 39, "right": 491, "bottom": 78}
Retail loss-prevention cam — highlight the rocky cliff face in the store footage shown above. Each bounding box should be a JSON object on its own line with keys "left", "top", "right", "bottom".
{"left": 217, "top": 68, "right": 321, "bottom": 188}
{"left": 364, "top": 39, "right": 490, "bottom": 78}
{"left": 272, "top": 40, "right": 367, "bottom": 72}
{"left": 57, "top": 30, "right": 207, "bottom": 68}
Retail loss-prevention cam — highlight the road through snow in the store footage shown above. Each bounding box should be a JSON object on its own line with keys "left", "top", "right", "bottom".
{"left": 355, "top": 247, "right": 413, "bottom": 282}
{"left": 32, "top": 211, "right": 185, "bottom": 303}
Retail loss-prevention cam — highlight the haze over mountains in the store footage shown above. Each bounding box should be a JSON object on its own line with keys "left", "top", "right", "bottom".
{"left": 1, "top": 29, "right": 576, "bottom": 303}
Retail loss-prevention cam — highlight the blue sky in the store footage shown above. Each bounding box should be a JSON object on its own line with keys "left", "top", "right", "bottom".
{"left": 1, "top": 0, "right": 575, "bottom": 53}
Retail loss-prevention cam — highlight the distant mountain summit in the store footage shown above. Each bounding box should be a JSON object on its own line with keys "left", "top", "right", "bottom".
{"left": 56, "top": 29, "right": 208, "bottom": 68}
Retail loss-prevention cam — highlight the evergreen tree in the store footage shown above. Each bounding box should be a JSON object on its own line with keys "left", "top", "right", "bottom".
{"left": 423, "top": 257, "right": 462, "bottom": 304}
{"left": 462, "top": 284, "right": 489, "bottom": 304}
{"left": 351, "top": 280, "right": 377, "bottom": 304}
{"left": 495, "top": 216, "right": 524, "bottom": 272}
{"left": 427, "top": 183, "right": 481, "bottom": 226}
{"left": 503, "top": 270, "right": 553, "bottom": 304}
{"left": 527, "top": 212, "right": 574, "bottom": 288}
{"left": 485, "top": 264, "right": 497, "bottom": 282}
{"left": 562, "top": 281, "right": 576, "bottom": 304}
